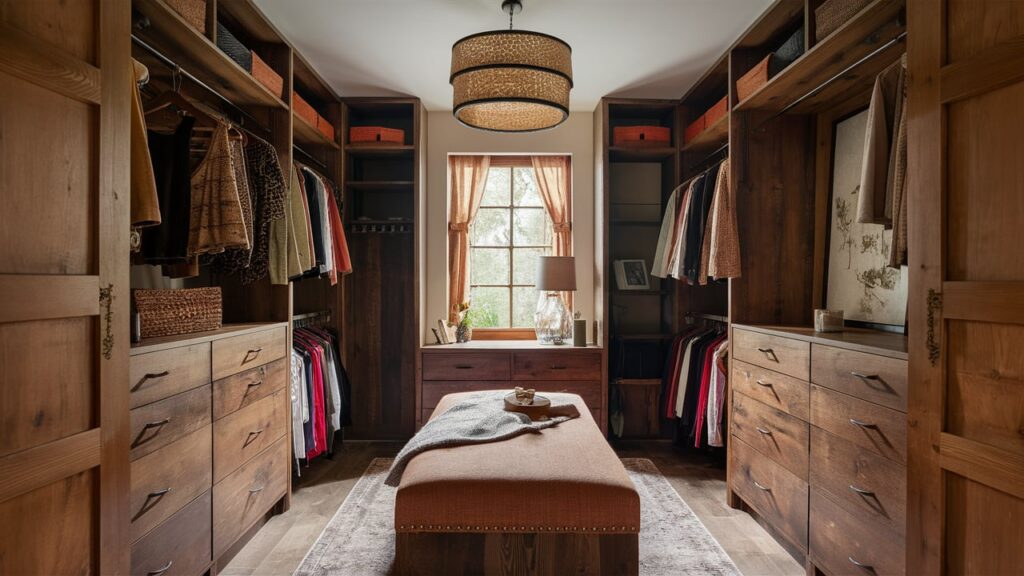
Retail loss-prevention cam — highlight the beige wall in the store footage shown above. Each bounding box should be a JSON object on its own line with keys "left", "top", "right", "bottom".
{"left": 423, "top": 111, "right": 595, "bottom": 344}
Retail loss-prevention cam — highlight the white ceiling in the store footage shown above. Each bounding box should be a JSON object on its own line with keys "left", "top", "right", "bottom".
{"left": 253, "top": 0, "right": 773, "bottom": 111}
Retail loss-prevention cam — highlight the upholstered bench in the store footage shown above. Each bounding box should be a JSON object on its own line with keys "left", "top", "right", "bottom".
{"left": 394, "top": 392, "right": 640, "bottom": 576}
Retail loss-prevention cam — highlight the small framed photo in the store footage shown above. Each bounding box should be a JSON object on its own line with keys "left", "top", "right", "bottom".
{"left": 614, "top": 259, "right": 650, "bottom": 290}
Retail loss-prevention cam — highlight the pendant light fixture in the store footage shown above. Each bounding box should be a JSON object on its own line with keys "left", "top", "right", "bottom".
{"left": 450, "top": 0, "right": 573, "bottom": 132}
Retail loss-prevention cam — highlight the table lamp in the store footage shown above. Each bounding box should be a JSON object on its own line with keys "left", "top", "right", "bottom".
{"left": 535, "top": 256, "right": 576, "bottom": 345}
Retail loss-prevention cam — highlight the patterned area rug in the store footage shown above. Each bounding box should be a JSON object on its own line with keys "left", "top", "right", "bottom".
{"left": 295, "top": 457, "right": 740, "bottom": 575}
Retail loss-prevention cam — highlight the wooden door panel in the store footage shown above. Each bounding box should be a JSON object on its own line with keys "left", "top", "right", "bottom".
{"left": 0, "top": 0, "right": 98, "bottom": 63}
{"left": 945, "top": 474, "right": 1024, "bottom": 574}
{"left": 946, "top": 0, "right": 1024, "bottom": 61}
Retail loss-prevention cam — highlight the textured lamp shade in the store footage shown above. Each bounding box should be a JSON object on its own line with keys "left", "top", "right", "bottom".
{"left": 536, "top": 256, "right": 576, "bottom": 291}
{"left": 451, "top": 30, "right": 572, "bottom": 132}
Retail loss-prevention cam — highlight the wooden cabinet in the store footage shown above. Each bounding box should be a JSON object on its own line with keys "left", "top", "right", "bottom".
{"left": 129, "top": 323, "right": 288, "bottom": 574}
{"left": 419, "top": 345, "right": 608, "bottom": 434}
{"left": 730, "top": 325, "right": 907, "bottom": 572}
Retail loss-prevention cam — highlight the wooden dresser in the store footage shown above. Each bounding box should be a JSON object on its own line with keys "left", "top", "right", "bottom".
{"left": 419, "top": 342, "right": 607, "bottom": 434}
{"left": 128, "top": 323, "right": 289, "bottom": 576}
{"left": 728, "top": 325, "right": 908, "bottom": 576}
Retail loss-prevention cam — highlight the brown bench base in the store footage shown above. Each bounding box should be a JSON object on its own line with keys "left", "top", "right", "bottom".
{"left": 395, "top": 532, "right": 639, "bottom": 576}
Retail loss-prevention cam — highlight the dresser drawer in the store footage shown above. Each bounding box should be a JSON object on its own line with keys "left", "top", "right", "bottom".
{"left": 213, "top": 357, "right": 288, "bottom": 420}
{"left": 422, "top": 352, "right": 510, "bottom": 381}
{"left": 811, "top": 385, "right": 906, "bottom": 462}
{"left": 130, "top": 343, "right": 210, "bottom": 409}
{"left": 512, "top": 351, "right": 602, "bottom": 381}
{"left": 730, "top": 437, "right": 809, "bottom": 550}
{"left": 810, "top": 489, "right": 905, "bottom": 576}
{"left": 810, "top": 427, "right": 906, "bottom": 536}
{"left": 130, "top": 425, "right": 212, "bottom": 543}
{"left": 421, "top": 381, "right": 509, "bottom": 411}
{"left": 213, "top": 436, "right": 288, "bottom": 557}
{"left": 733, "top": 329, "right": 810, "bottom": 380}
{"left": 811, "top": 344, "right": 908, "bottom": 412}
{"left": 130, "top": 385, "right": 211, "bottom": 461}
{"left": 213, "top": 389, "right": 287, "bottom": 483}
{"left": 732, "top": 391, "right": 809, "bottom": 479}
{"left": 212, "top": 326, "right": 287, "bottom": 380}
{"left": 130, "top": 490, "right": 211, "bottom": 576}
{"left": 731, "top": 360, "right": 809, "bottom": 420}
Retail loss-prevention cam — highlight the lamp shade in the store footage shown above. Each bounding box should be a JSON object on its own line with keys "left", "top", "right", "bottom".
{"left": 535, "top": 256, "right": 576, "bottom": 291}
{"left": 450, "top": 30, "right": 572, "bottom": 132}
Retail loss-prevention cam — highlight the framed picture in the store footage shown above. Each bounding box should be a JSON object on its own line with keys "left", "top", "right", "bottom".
{"left": 824, "top": 108, "right": 908, "bottom": 331}
{"left": 614, "top": 259, "right": 650, "bottom": 290}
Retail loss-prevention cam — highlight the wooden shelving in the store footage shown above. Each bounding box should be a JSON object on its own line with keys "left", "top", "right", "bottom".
{"left": 735, "top": 0, "right": 905, "bottom": 114}
{"left": 681, "top": 114, "right": 729, "bottom": 152}
{"left": 345, "top": 144, "right": 415, "bottom": 158}
{"left": 293, "top": 112, "right": 339, "bottom": 149}
{"left": 345, "top": 181, "right": 414, "bottom": 190}
{"left": 608, "top": 146, "right": 677, "bottom": 162}
{"left": 133, "top": 0, "right": 288, "bottom": 109}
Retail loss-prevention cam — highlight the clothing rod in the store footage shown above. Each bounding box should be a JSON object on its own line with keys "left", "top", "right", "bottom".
{"left": 293, "top": 310, "right": 331, "bottom": 321}
{"left": 759, "top": 30, "right": 907, "bottom": 127}
{"left": 131, "top": 34, "right": 272, "bottom": 136}
{"left": 293, "top": 145, "right": 329, "bottom": 172}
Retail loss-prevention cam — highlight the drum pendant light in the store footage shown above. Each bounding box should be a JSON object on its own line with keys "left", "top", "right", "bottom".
{"left": 450, "top": 0, "right": 573, "bottom": 132}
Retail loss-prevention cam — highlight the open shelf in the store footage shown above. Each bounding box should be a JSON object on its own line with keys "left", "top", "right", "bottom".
{"left": 609, "top": 146, "right": 677, "bottom": 162}
{"left": 346, "top": 181, "right": 414, "bottom": 190}
{"left": 735, "top": 0, "right": 905, "bottom": 114}
{"left": 293, "top": 112, "right": 339, "bottom": 149}
{"left": 682, "top": 114, "right": 729, "bottom": 153}
{"left": 345, "top": 144, "right": 415, "bottom": 158}
{"left": 133, "top": 0, "right": 288, "bottom": 109}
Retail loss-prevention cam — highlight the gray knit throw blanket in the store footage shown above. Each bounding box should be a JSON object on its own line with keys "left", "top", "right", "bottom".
{"left": 384, "top": 391, "right": 580, "bottom": 487}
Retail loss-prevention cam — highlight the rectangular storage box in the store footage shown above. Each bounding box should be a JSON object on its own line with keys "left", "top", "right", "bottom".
{"left": 317, "top": 115, "right": 336, "bottom": 141}
{"left": 251, "top": 52, "right": 283, "bottom": 98}
{"left": 350, "top": 126, "right": 405, "bottom": 145}
{"left": 816, "top": 0, "right": 872, "bottom": 42}
{"left": 737, "top": 56, "right": 771, "bottom": 102}
{"left": 293, "top": 92, "right": 318, "bottom": 127}
{"left": 704, "top": 96, "right": 729, "bottom": 128}
{"left": 684, "top": 117, "right": 706, "bottom": 145}
{"left": 134, "top": 287, "right": 222, "bottom": 339}
{"left": 166, "top": 0, "right": 207, "bottom": 34}
{"left": 216, "top": 22, "right": 251, "bottom": 71}
{"left": 612, "top": 126, "right": 671, "bottom": 148}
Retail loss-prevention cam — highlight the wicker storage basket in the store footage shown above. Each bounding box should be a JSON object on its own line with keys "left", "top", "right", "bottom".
{"left": 317, "top": 115, "right": 336, "bottom": 141}
{"left": 350, "top": 126, "right": 405, "bottom": 145}
{"left": 684, "top": 116, "right": 706, "bottom": 144}
{"left": 134, "top": 287, "right": 222, "bottom": 339}
{"left": 251, "top": 52, "right": 283, "bottom": 98}
{"left": 816, "top": 0, "right": 872, "bottom": 42}
{"left": 293, "top": 92, "right": 318, "bottom": 127}
{"left": 216, "top": 22, "right": 252, "bottom": 71}
{"left": 166, "top": 0, "right": 207, "bottom": 34}
{"left": 612, "top": 126, "right": 671, "bottom": 148}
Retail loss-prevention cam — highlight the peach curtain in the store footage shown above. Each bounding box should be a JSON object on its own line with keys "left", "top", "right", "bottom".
{"left": 531, "top": 155, "right": 573, "bottom": 308}
{"left": 448, "top": 155, "right": 492, "bottom": 322}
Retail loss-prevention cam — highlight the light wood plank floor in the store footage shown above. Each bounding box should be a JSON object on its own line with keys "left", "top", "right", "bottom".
{"left": 221, "top": 441, "right": 803, "bottom": 576}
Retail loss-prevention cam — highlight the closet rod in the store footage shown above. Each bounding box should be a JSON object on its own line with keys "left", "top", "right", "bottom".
{"left": 758, "top": 30, "right": 907, "bottom": 128}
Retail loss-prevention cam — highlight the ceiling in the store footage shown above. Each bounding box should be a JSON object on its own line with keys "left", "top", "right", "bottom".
{"left": 252, "top": 0, "right": 774, "bottom": 112}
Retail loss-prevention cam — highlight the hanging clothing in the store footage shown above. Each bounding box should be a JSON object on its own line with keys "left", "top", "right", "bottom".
{"left": 857, "top": 57, "right": 905, "bottom": 227}
{"left": 888, "top": 54, "right": 909, "bottom": 268}
{"left": 324, "top": 180, "right": 353, "bottom": 283}
{"left": 187, "top": 123, "right": 250, "bottom": 257}
{"left": 290, "top": 349, "right": 309, "bottom": 475}
{"left": 706, "top": 340, "right": 729, "bottom": 447}
{"left": 683, "top": 166, "right": 717, "bottom": 284}
{"left": 290, "top": 325, "right": 351, "bottom": 465}
{"left": 130, "top": 59, "right": 160, "bottom": 230}
{"left": 651, "top": 183, "right": 683, "bottom": 278}
{"left": 286, "top": 166, "right": 313, "bottom": 277}
{"left": 239, "top": 137, "right": 287, "bottom": 284}
{"left": 299, "top": 167, "right": 328, "bottom": 272}
{"left": 141, "top": 116, "right": 195, "bottom": 265}
{"left": 204, "top": 138, "right": 255, "bottom": 274}
{"left": 707, "top": 159, "right": 741, "bottom": 280}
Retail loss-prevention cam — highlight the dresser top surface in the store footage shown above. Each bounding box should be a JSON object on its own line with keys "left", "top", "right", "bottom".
{"left": 131, "top": 322, "right": 288, "bottom": 355}
{"left": 732, "top": 324, "right": 908, "bottom": 360}
{"left": 422, "top": 340, "right": 603, "bottom": 352}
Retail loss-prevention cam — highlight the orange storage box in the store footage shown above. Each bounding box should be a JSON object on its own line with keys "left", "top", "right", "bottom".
{"left": 612, "top": 126, "right": 671, "bottom": 148}
{"left": 317, "top": 115, "right": 336, "bottom": 141}
{"left": 736, "top": 55, "right": 771, "bottom": 102}
{"left": 251, "top": 52, "right": 283, "bottom": 98}
{"left": 704, "top": 96, "right": 728, "bottom": 128}
{"left": 293, "top": 92, "right": 318, "bottom": 127}
{"left": 165, "top": 0, "right": 207, "bottom": 34}
{"left": 684, "top": 117, "right": 706, "bottom": 145}
{"left": 350, "top": 126, "right": 405, "bottom": 145}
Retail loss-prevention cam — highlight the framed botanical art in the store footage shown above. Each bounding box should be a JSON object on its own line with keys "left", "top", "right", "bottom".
{"left": 613, "top": 259, "right": 650, "bottom": 291}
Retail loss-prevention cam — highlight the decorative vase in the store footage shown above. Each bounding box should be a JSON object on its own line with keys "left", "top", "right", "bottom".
{"left": 456, "top": 323, "right": 472, "bottom": 343}
{"left": 535, "top": 292, "right": 572, "bottom": 345}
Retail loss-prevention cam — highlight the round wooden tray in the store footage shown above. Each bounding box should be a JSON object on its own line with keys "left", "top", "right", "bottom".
{"left": 504, "top": 392, "right": 551, "bottom": 420}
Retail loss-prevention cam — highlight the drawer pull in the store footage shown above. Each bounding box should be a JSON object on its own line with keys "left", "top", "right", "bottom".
{"left": 754, "top": 379, "right": 772, "bottom": 387}
{"left": 851, "top": 371, "right": 880, "bottom": 380}
{"left": 143, "top": 417, "right": 171, "bottom": 430}
{"left": 756, "top": 347, "right": 778, "bottom": 361}
{"left": 246, "top": 379, "right": 264, "bottom": 390}
{"left": 132, "top": 371, "right": 171, "bottom": 392}
{"left": 848, "top": 556, "right": 874, "bottom": 570}
{"left": 249, "top": 485, "right": 265, "bottom": 494}
{"left": 243, "top": 347, "right": 263, "bottom": 363}
{"left": 147, "top": 487, "right": 172, "bottom": 498}
{"left": 848, "top": 484, "right": 875, "bottom": 497}
{"left": 244, "top": 428, "right": 265, "bottom": 447}
{"left": 454, "top": 365, "right": 474, "bottom": 370}
{"left": 849, "top": 418, "right": 878, "bottom": 429}
{"left": 753, "top": 480, "right": 771, "bottom": 492}
{"left": 147, "top": 561, "right": 173, "bottom": 575}
{"left": 755, "top": 427, "right": 772, "bottom": 435}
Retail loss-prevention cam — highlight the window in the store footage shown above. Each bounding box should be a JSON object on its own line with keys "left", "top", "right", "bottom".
{"left": 470, "top": 165, "right": 553, "bottom": 329}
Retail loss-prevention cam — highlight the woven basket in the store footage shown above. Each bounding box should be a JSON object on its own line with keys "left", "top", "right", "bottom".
{"left": 816, "top": 0, "right": 872, "bottom": 42}
{"left": 251, "top": 52, "right": 283, "bottom": 98}
{"left": 134, "top": 287, "right": 222, "bottom": 339}
{"left": 350, "top": 126, "right": 405, "bottom": 145}
{"left": 216, "top": 22, "right": 252, "bottom": 71}
{"left": 317, "top": 115, "right": 336, "bottom": 141}
{"left": 612, "top": 126, "right": 671, "bottom": 148}
{"left": 293, "top": 92, "right": 318, "bottom": 127}
{"left": 166, "top": 0, "right": 207, "bottom": 34}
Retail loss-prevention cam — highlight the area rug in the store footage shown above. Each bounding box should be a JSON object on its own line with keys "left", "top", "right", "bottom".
{"left": 294, "top": 457, "right": 740, "bottom": 575}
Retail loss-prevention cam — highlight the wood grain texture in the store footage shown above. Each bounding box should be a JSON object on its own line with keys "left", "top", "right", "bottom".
{"left": 0, "top": 274, "right": 98, "bottom": 323}
{"left": 731, "top": 359, "right": 810, "bottom": 421}
{"left": 940, "top": 433, "right": 1024, "bottom": 502}
{"left": 616, "top": 379, "right": 662, "bottom": 438}
{"left": 213, "top": 357, "right": 288, "bottom": 420}
{"left": 129, "top": 385, "right": 212, "bottom": 461}
{"left": 941, "top": 34, "right": 1024, "bottom": 103}
{"left": 130, "top": 490, "right": 212, "bottom": 576}
{"left": 421, "top": 352, "right": 511, "bottom": 381}
{"left": 730, "top": 437, "right": 809, "bottom": 551}
{"left": 945, "top": 473, "right": 1024, "bottom": 575}
{"left": 810, "top": 344, "right": 908, "bottom": 412}
{"left": 809, "top": 489, "right": 904, "bottom": 576}
{"left": 213, "top": 437, "right": 288, "bottom": 557}
{"left": 130, "top": 342, "right": 211, "bottom": 409}
{"left": 810, "top": 385, "right": 906, "bottom": 463}
{"left": 942, "top": 281, "right": 1024, "bottom": 324}
{"left": 211, "top": 326, "right": 288, "bottom": 380}
{"left": 213, "top": 389, "right": 287, "bottom": 483}
{"left": 0, "top": 428, "right": 100, "bottom": 505}
{"left": 512, "top": 351, "right": 603, "bottom": 381}
{"left": 130, "top": 424, "right": 211, "bottom": 543}
{"left": 733, "top": 328, "right": 811, "bottom": 380}
{"left": 732, "top": 391, "right": 810, "bottom": 480}
{"left": 0, "top": 21, "right": 101, "bottom": 104}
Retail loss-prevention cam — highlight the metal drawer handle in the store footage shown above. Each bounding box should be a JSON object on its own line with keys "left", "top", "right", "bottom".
{"left": 249, "top": 485, "right": 265, "bottom": 494}
{"left": 147, "top": 561, "right": 173, "bottom": 575}
{"left": 148, "top": 487, "right": 172, "bottom": 498}
{"left": 753, "top": 481, "right": 771, "bottom": 492}
{"left": 848, "top": 556, "right": 873, "bottom": 570}
{"left": 755, "top": 427, "right": 772, "bottom": 435}
{"left": 454, "top": 365, "right": 474, "bottom": 370}
{"left": 247, "top": 379, "right": 264, "bottom": 389}
{"left": 143, "top": 418, "right": 171, "bottom": 430}
{"left": 756, "top": 347, "right": 774, "bottom": 354}
{"left": 244, "top": 428, "right": 265, "bottom": 447}
{"left": 755, "top": 379, "right": 773, "bottom": 387}
{"left": 132, "top": 371, "right": 171, "bottom": 391}
{"left": 851, "top": 371, "right": 880, "bottom": 380}
{"left": 849, "top": 418, "right": 877, "bottom": 429}
{"left": 849, "top": 484, "right": 875, "bottom": 497}
{"left": 243, "top": 347, "right": 263, "bottom": 363}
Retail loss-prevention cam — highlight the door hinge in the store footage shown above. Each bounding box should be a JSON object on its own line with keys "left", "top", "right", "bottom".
{"left": 926, "top": 288, "right": 942, "bottom": 366}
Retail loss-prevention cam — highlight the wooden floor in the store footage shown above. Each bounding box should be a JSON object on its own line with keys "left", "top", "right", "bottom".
{"left": 220, "top": 440, "right": 803, "bottom": 576}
